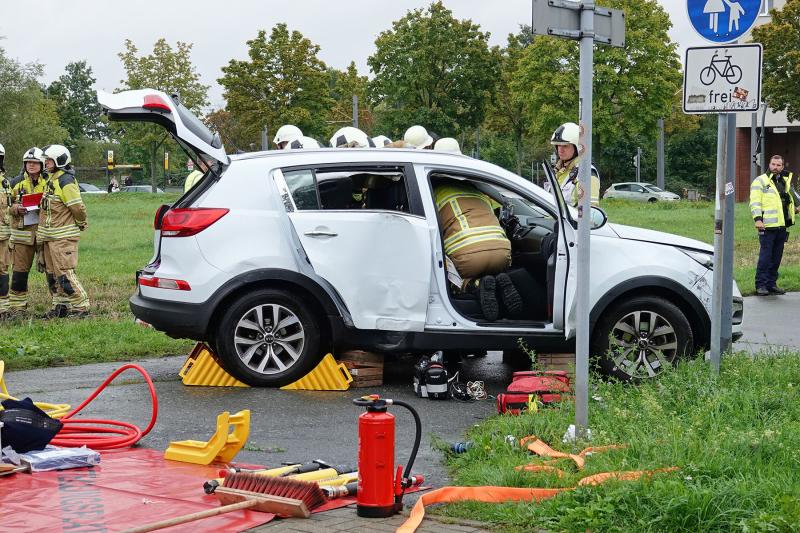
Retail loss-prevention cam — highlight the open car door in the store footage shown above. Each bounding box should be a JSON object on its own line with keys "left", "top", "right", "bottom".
{"left": 542, "top": 162, "right": 574, "bottom": 334}
{"left": 97, "top": 89, "right": 228, "bottom": 166}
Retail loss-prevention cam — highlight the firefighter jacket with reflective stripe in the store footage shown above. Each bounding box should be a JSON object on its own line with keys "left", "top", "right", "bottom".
{"left": 555, "top": 157, "right": 600, "bottom": 207}
{"left": 750, "top": 172, "right": 795, "bottom": 228}
{"left": 0, "top": 172, "right": 11, "bottom": 240}
{"left": 184, "top": 170, "right": 203, "bottom": 192}
{"left": 37, "top": 169, "right": 87, "bottom": 242}
{"left": 9, "top": 172, "right": 47, "bottom": 245}
{"left": 434, "top": 183, "right": 510, "bottom": 258}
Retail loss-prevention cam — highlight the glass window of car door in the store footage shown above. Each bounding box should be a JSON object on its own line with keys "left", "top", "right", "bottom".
{"left": 283, "top": 167, "right": 410, "bottom": 213}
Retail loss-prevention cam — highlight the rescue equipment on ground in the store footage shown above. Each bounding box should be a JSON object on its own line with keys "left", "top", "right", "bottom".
{"left": 353, "top": 395, "right": 423, "bottom": 518}
{"left": 0, "top": 397, "right": 63, "bottom": 453}
{"left": 496, "top": 371, "right": 571, "bottom": 415}
{"left": 179, "top": 343, "right": 249, "bottom": 387}
{"left": 165, "top": 409, "right": 250, "bottom": 465}
{"left": 205, "top": 460, "right": 354, "bottom": 494}
{"left": 413, "top": 352, "right": 449, "bottom": 400}
{"left": 280, "top": 353, "right": 353, "bottom": 391}
{"left": 16, "top": 444, "right": 100, "bottom": 471}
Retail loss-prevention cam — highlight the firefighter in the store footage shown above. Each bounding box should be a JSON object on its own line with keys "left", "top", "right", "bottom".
{"left": 404, "top": 125, "right": 435, "bottom": 149}
{"left": 550, "top": 122, "right": 600, "bottom": 207}
{"left": 273, "top": 125, "right": 303, "bottom": 150}
{"left": 284, "top": 136, "right": 321, "bottom": 149}
{"left": 433, "top": 137, "right": 462, "bottom": 154}
{"left": 37, "top": 145, "right": 89, "bottom": 318}
{"left": 0, "top": 143, "right": 10, "bottom": 318}
{"left": 330, "top": 127, "right": 374, "bottom": 148}
{"left": 184, "top": 155, "right": 212, "bottom": 192}
{"left": 7, "top": 147, "right": 48, "bottom": 314}
{"left": 434, "top": 180, "right": 522, "bottom": 320}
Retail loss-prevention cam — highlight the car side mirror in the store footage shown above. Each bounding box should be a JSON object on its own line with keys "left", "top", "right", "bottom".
{"left": 590, "top": 206, "right": 608, "bottom": 230}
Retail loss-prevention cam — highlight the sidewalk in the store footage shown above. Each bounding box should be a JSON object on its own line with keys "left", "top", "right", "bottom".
{"left": 733, "top": 292, "right": 800, "bottom": 353}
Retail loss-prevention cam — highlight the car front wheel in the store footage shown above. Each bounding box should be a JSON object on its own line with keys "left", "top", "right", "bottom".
{"left": 214, "top": 289, "right": 322, "bottom": 387}
{"left": 591, "top": 296, "right": 693, "bottom": 382}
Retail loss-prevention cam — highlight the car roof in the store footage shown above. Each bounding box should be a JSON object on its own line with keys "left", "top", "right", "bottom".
{"left": 614, "top": 182, "right": 654, "bottom": 186}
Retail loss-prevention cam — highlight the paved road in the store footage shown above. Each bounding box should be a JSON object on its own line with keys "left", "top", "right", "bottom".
{"left": 733, "top": 292, "right": 800, "bottom": 354}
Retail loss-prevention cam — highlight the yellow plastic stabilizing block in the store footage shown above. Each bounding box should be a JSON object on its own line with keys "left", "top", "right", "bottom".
{"left": 179, "top": 343, "right": 249, "bottom": 387}
{"left": 280, "top": 353, "right": 353, "bottom": 391}
{"left": 0, "top": 360, "right": 71, "bottom": 419}
{"left": 164, "top": 409, "right": 251, "bottom": 465}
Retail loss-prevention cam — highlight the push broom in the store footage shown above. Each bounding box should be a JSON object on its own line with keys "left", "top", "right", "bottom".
{"left": 122, "top": 472, "right": 326, "bottom": 533}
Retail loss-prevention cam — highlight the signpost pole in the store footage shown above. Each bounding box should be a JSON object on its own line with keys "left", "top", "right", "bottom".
{"left": 721, "top": 113, "right": 736, "bottom": 351}
{"left": 574, "top": 0, "right": 594, "bottom": 436}
{"left": 657, "top": 119, "right": 665, "bottom": 190}
{"left": 710, "top": 113, "right": 727, "bottom": 374}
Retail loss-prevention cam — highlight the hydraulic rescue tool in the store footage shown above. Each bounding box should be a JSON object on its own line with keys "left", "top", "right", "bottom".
{"left": 352, "top": 395, "right": 423, "bottom": 518}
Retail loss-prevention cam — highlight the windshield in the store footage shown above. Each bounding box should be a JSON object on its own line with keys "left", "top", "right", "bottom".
{"left": 171, "top": 95, "right": 222, "bottom": 150}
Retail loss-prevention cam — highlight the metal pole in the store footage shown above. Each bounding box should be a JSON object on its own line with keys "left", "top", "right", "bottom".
{"left": 710, "top": 113, "right": 728, "bottom": 374}
{"left": 657, "top": 119, "right": 665, "bottom": 189}
{"left": 150, "top": 141, "right": 157, "bottom": 194}
{"left": 751, "top": 112, "right": 758, "bottom": 177}
{"left": 760, "top": 103, "right": 767, "bottom": 172}
{"left": 721, "top": 114, "right": 736, "bottom": 353}
{"left": 261, "top": 127, "right": 269, "bottom": 151}
{"left": 574, "top": 0, "right": 594, "bottom": 436}
{"left": 475, "top": 128, "right": 481, "bottom": 159}
{"left": 352, "top": 95, "right": 359, "bottom": 129}
{"left": 636, "top": 147, "right": 641, "bottom": 182}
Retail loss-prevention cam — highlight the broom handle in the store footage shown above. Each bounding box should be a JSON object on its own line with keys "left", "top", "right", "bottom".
{"left": 121, "top": 499, "right": 258, "bottom": 533}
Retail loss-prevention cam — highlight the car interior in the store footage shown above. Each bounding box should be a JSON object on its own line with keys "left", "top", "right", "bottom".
{"left": 429, "top": 173, "right": 559, "bottom": 326}
{"left": 283, "top": 167, "right": 410, "bottom": 212}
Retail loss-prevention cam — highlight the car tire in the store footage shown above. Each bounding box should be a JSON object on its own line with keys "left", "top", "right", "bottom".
{"left": 648, "top": 197, "right": 658, "bottom": 203}
{"left": 214, "top": 289, "right": 322, "bottom": 387}
{"left": 591, "top": 296, "right": 693, "bottom": 382}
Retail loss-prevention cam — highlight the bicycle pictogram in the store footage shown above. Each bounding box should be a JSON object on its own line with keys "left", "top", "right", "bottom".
{"left": 699, "top": 50, "right": 743, "bottom": 85}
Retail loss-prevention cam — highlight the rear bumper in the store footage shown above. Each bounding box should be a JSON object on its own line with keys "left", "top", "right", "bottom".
{"left": 130, "top": 293, "right": 211, "bottom": 340}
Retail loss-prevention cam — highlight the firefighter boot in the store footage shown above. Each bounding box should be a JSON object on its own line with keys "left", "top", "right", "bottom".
{"left": 465, "top": 275, "right": 499, "bottom": 321}
{"left": 59, "top": 272, "right": 90, "bottom": 318}
{"left": 8, "top": 270, "right": 29, "bottom": 312}
{"left": 496, "top": 272, "right": 523, "bottom": 319}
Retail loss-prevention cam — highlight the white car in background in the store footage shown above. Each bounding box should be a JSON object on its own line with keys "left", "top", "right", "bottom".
{"left": 603, "top": 182, "right": 681, "bottom": 202}
{"left": 99, "top": 89, "right": 743, "bottom": 387}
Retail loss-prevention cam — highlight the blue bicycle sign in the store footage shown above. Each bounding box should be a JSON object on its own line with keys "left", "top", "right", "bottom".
{"left": 700, "top": 50, "right": 743, "bottom": 85}
{"left": 687, "top": 0, "right": 761, "bottom": 43}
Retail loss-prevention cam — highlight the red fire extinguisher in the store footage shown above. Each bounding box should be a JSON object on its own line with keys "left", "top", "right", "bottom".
{"left": 353, "top": 395, "right": 423, "bottom": 518}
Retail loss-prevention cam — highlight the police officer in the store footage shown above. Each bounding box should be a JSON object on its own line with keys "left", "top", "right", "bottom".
{"left": 549, "top": 122, "right": 600, "bottom": 207}
{"left": 0, "top": 143, "right": 11, "bottom": 318}
{"left": 750, "top": 155, "right": 799, "bottom": 296}
{"left": 38, "top": 145, "right": 89, "bottom": 317}
{"left": 8, "top": 147, "right": 48, "bottom": 314}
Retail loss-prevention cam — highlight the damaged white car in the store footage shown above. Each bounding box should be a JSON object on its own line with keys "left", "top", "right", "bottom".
{"left": 99, "top": 89, "right": 743, "bottom": 387}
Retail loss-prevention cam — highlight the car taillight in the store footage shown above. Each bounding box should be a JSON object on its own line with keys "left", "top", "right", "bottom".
{"left": 154, "top": 204, "right": 171, "bottom": 230}
{"left": 143, "top": 94, "right": 171, "bottom": 112}
{"left": 160, "top": 208, "right": 229, "bottom": 237}
{"left": 138, "top": 276, "right": 191, "bottom": 290}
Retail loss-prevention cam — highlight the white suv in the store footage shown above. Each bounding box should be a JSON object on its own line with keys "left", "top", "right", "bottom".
{"left": 100, "top": 90, "right": 743, "bottom": 387}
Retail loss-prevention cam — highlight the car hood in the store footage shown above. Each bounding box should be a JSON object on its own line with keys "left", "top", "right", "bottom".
{"left": 608, "top": 223, "right": 712, "bottom": 252}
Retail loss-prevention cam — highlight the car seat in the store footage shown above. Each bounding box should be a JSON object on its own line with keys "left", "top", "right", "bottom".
{"left": 318, "top": 177, "right": 353, "bottom": 209}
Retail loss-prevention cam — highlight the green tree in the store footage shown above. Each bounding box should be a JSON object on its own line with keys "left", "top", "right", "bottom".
{"left": 751, "top": 0, "right": 800, "bottom": 122}
{"left": 328, "top": 62, "right": 374, "bottom": 136}
{"left": 47, "top": 60, "right": 106, "bottom": 145}
{"left": 218, "top": 24, "right": 332, "bottom": 148}
{"left": 510, "top": 0, "right": 681, "bottom": 180}
{"left": 117, "top": 38, "right": 209, "bottom": 187}
{"left": 0, "top": 46, "right": 67, "bottom": 172}
{"left": 368, "top": 2, "right": 500, "bottom": 138}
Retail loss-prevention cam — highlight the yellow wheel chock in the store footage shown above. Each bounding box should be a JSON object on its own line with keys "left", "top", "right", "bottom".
{"left": 164, "top": 409, "right": 251, "bottom": 465}
{"left": 0, "top": 360, "right": 71, "bottom": 419}
{"left": 280, "top": 353, "right": 353, "bottom": 391}
{"left": 179, "top": 343, "right": 249, "bottom": 387}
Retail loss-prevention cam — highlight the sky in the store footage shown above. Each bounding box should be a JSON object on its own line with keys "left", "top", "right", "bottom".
{"left": 0, "top": 0, "right": 705, "bottom": 111}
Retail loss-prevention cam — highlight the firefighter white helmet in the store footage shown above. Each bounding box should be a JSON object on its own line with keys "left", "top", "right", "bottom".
{"left": 433, "top": 137, "right": 462, "bottom": 154}
{"left": 273, "top": 125, "right": 303, "bottom": 147}
{"left": 0, "top": 143, "right": 4, "bottom": 156}
{"left": 403, "top": 125, "right": 434, "bottom": 149}
{"left": 329, "top": 127, "right": 374, "bottom": 148}
{"left": 550, "top": 122, "right": 580, "bottom": 146}
{"left": 43, "top": 144, "right": 71, "bottom": 168}
{"left": 284, "top": 136, "right": 322, "bottom": 150}
{"left": 23, "top": 147, "right": 46, "bottom": 164}
{"left": 371, "top": 135, "right": 392, "bottom": 147}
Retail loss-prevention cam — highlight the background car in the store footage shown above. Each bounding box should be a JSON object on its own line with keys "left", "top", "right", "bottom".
{"left": 78, "top": 183, "right": 107, "bottom": 194}
{"left": 120, "top": 185, "right": 164, "bottom": 193}
{"left": 603, "top": 182, "right": 680, "bottom": 202}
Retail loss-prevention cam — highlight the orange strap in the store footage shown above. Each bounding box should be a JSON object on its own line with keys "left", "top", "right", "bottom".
{"left": 519, "top": 436, "right": 627, "bottom": 469}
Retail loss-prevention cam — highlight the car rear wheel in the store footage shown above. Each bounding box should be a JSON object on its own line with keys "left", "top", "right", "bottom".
{"left": 214, "top": 289, "right": 322, "bottom": 387}
{"left": 648, "top": 197, "right": 658, "bottom": 203}
{"left": 591, "top": 296, "right": 693, "bottom": 382}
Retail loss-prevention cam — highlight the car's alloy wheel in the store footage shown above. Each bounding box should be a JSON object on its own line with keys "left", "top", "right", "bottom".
{"left": 592, "top": 296, "right": 693, "bottom": 382}
{"left": 234, "top": 303, "right": 305, "bottom": 375}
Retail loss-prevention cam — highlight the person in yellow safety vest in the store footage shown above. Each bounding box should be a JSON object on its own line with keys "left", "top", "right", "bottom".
{"left": 38, "top": 144, "right": 89, "bottom": 318}
{"left": 0, "top": 143, "right": 11, "bottom": 318}
{"left": 549, "top": 122, "right": 600, "bottom": 207}
{"left": 434, "top": 181, "right": 523, "bottom": 321}
{"left": 749, "top": 154, "right": 799, "bottom": 296}
{"left": 184, "top": 156, "right": 211, "bottom": 192}
{"left": 7, "top": 147, "right": 48, "bottom": 314}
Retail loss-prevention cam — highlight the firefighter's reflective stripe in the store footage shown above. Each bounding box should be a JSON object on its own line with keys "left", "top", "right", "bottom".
{"left": 10, "top": 229, "right": 34, "bottom": 245}
{"left": 445, "top": 227, "right": 510, "bottom": 255}
{"left": 37, "top": 224, "right": 80, "bottom": 239}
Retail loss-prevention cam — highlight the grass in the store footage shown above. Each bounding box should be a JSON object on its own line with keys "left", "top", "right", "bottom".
{"left": 1, "top": 193, "right": 194, "bottom": 370}
{"left": 602, "top": 199, "right": 800, "bottom": 296}
{"left": 436, "top": 353, "right": 800, "bottom": 531}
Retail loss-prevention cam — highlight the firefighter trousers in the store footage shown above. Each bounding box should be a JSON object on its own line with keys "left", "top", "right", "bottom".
{"left": 42, "top": 238, "right": 89, "bottom": 312}
{"left": 9, "top": 241, "right": 36, "bottom": 310}
{"left": 0, "top": 238, "right": 9, "bottom": 312}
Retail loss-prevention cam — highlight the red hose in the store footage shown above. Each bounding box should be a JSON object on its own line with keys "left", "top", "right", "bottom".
{"left": 50, "top": 364, "right": 159, "bottom": 449}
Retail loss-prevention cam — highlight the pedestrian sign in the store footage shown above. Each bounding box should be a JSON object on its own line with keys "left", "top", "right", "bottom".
{"left": 687, "top": 0, "right": 761, "bottom": 43}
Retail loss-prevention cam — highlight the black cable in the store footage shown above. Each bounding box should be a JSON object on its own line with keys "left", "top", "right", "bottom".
{"left": 390, "top": 399, "right": 422, "bottom": 485}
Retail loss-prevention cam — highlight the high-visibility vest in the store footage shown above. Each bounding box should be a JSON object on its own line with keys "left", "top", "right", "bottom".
{"left": 434, "top": 184, "right": 509, "bottom": 257}
{"left": 184, "top": 170, "right": 203, "bottom": 192}
{"left": 555, "top": 158, "right": 600, "bottom": 207}
{"left": 750, "top": 172, "right": 795, "bottom": 228}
